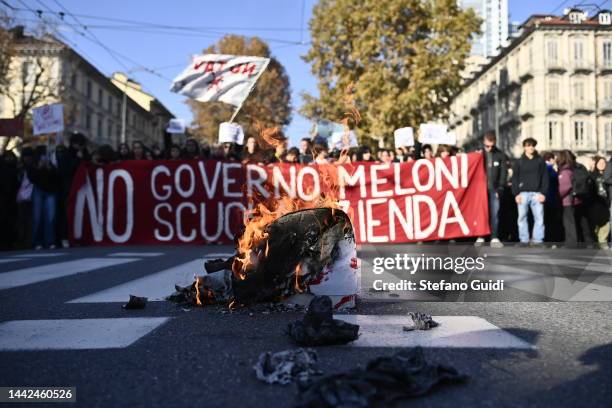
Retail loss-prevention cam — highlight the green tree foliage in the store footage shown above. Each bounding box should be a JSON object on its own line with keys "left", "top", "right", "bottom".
{"left": 188, "top": 35, "right": 292, "bottom": 143}
{"left": 301, "top": 0, "right": 480, "bottom": 145}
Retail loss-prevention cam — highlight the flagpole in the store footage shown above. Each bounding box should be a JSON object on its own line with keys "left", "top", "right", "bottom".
{"left": 228, "top": 58, "right": 270, "bottom": 123}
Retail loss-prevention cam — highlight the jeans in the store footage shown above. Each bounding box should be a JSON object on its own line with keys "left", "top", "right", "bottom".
{"left": 32, "top": 187, "right": 57, "bottom": 248}
{"left": 488, "top": 189, "right": 500, "bottom": 239}
{"left": 517, "top": 192, "right": 545, "bottom": 243}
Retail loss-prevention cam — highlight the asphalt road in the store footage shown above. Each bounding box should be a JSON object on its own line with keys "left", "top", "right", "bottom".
{"left": 0, "top": 244, "right": 611, "bottom": 408}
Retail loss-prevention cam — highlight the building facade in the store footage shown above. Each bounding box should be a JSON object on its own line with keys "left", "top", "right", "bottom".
{"left": 0, "top": 27, "right": 173, "bottom": 148}
{"left": 459, "top": 0, "right": 509, "bottom": 58}
{"left": 449, "top": 9, "right": 612, "bottom": 158}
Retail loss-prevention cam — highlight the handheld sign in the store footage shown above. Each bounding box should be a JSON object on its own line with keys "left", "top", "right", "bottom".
{"left": 219, "top": 122, "right": 245, "bottom": 145}
{"left": 166, "top": 119, "right": 186, "bottom": 134}
{"left": 330, "top": 130, "right": 358, "bottom": 150}
{"left": 32, "top": 103, "right": 64, "bottom": 135}
{"left": 394, "top": 127, "right": 414, "bottom": 148}
{"left": 419, "top": 123, "right": 453, "bottom": 145}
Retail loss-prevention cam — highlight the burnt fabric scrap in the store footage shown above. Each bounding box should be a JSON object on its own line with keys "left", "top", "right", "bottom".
{"left": 122, "top": 295, "right": 147, "bottom": 309}
{"left": 403, "top": 312, "right": 440, "bottom": 331}
{"left": 287, "top": 296, "right": 359, "bottom": 346}
{"left": 254, "top": 348, "right": 321, "bottom": 385}
{"left": 296, "top": 347, "right": 468, "bottom": 408}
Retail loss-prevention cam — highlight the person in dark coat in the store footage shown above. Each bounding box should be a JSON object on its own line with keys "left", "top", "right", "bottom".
{"left": 0, "top": 151, "right": 19, "bottom": 250}
{"left": 475, "top": 132, "right": 507, "bottom": 248}
{"left": 28, "top": 146, "right": 60, "bottom": 249}
{"left": 589, "top": 156, "right": 610, "bottom": 249}
{"left": 542, "top": 151, "right": 562, "bottom": 244}
{"left": 511, "top": 138, "right": 548, "bottom": 246}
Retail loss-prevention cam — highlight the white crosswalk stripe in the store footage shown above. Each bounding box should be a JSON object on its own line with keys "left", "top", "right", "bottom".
{"left": 0, "top": 318, "right": 170, "bottom": 351}
{"left": 10, "top": 253, "right": 67, "bottom": 258}
{"left": 0, "top": 258, "right": 139, "bottom": 290}
{"left": 0, "top": 258, "right": 28, "bottom": 264}
{"left": 108, "top": 252, "right": 164, "bottom": 257}
{"left": 334, "top": 315, "right": 533, "bottom": 348}
{"left": 67, "top": 259, "right": 202, "bottom": 303}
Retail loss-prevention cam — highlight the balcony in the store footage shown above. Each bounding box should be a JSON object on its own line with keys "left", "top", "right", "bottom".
{"left": 572, "top": 60, "right": 594, "bottom": 73}
{"left": 500, "top": 111, "right": 519, "bottom": 126}
{"left": 573, "top": 99, "right": 595, "bottom": 112}
{"left": 546, "top": 59, "right": 567, "bottom": 72}
{"left": 573, "top": 136, "right": 593, "bottom": 151}
{"left": 547, "top": 99, "right": 568, "bottom": 113}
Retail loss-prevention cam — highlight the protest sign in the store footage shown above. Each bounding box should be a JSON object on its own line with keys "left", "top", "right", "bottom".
{"left": 218, "top": 122, "right": 245, "bottom": 145}
{"left": 330, "top": 130, "right": 358, "bottom": 149}
{"left": 68, "top": 154, "right": 490, "bottom": 246}
{"left": 32, "top": 103, "right": 64, "bottom": 135}
{"left": 166, "top": 119, "right": 186, "bottom": 134}
{"left": 394, "top": 127, "right": 414, "bottom": 148}
{"left": 419, "top": 123, "right": 453, "bottom": 145}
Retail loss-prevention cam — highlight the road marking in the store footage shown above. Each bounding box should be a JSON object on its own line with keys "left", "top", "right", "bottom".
{"left": 0, "top": 258, "right": 28, "bottom": 264}
{"left": 10, "top": 253, "right": 67, "bottom": 258}
{"left": 68, "top": 259, "right": 202, "bottom": 303}
{"left": 108, "top": 252, "right": 164, "bottom": 257}
{"left": 486, "top": 263, "right": 612, "bottom": 301}
{"left": 0, "top": 258, "right": 139, "bottom": 291}
{"left": 511, "top": 257, "right": 612, "bottom": 273}
{"left": 333, "top": 315, "right": 533, "bottom": 349}
{"left": 0, "top": 318, "right": 170, "bottom": 351}
{"left": 203, "top": 253, "right": 234, "bottom": 259}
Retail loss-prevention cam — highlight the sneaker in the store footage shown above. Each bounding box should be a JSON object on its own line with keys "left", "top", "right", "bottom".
{"left": 518, "top": 242, "right": 529, "bottom": 248}
{"left": 49, "top": 244, "right": 56, "bottom": 250}
{"left": 490, "top": 238, "right": 504, "bottom": 248}
{"left": 474, "top": 237, "right": 485, "bottom": 247}
{"left": 34, "top": 245, "right": 43, "bottom": 250}
{"left": 61, "top": 240, "right": 70, "bottom": 248}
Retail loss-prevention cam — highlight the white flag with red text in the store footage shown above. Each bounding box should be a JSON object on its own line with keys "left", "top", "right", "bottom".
{"left": 170, "top": 54, "right": 270, "bottom": 107}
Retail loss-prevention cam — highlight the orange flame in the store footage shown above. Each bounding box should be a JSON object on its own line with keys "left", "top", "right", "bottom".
{"left": 194, "top": 276, "right": 202, "bottom": 306}
{"left": 232, "top": 83, "right": 361, "bottom": 283}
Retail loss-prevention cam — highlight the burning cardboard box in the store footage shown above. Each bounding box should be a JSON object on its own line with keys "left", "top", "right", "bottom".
{"left": 169, "top": 208, "right": 360, "bottom": 310}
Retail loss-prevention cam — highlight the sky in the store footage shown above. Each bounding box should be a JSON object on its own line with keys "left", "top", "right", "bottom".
{"left": 6, "top": 0, "right": 612, "bottom": 146}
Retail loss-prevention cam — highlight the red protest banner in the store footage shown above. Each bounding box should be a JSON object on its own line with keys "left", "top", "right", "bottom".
{"left": 67, "top": 153, "right": 490, "bottom": 245}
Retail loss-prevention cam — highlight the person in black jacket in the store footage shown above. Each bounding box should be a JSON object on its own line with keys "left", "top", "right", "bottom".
{"left": 603, "top": 156, "right": 612, "bottom": 247}
{"left": 28, "top": 146, "right": 60, "bottom": 249}
{"left": 475, "top": 132, "right": 507, "bottom": 248}
{"left": 511, "top": 138, "right": 549, "bottom": 246}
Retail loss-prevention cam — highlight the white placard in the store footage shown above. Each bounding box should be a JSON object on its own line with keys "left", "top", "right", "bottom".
{"left": 166, "top": 118, "right": 186, "bottom": 134}
{"left": 32, "top": 103, "right": 64, "bottom": 135}
{"left": 330, "top": 130, "right": 358, "bottom": 149}
{"left": 218, "top": 122, "right": 245, "bottom": 145}
{"left": 419, "top": 123, "right": 454, "bottom": 145}
{"left": 393, "top": 127, "right": 414, "bottom": 148}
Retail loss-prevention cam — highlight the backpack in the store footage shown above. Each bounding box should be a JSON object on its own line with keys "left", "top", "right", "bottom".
{"left": 571, "top": 163, "right": 593, "bottom": 198}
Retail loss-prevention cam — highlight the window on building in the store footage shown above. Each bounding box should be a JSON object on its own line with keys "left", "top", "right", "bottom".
{"left": 97, "top": 117, "right": 103, "bottom": 141}
{"left": 548, "top": 81, "right": 559, "bottom": 104}
{"left": 86, "top": 81, "right": 92, "bottom": 99}
{"left": 547, "top": 40, "right": 558, "bottom": 62}
{"left": 573, "top": 81, "right": 585, "bottom": 101}
{"left": 21, "top": 61, "right": 33, "bottom": 83}
{"left": 574, "top": 120, "right": 586, "bottom": 146}
{"left": 605, "top": 121, "right": 612, "bottom": 149}
{"left": 605, "top": 82, "right": 612, "bottom": 104}
{"left": 98, "top": 89, "right": 103, "bottom": 105}
{"left": 548, "top": 120, "right": 563, "bottom": 147}
{"left": 71, "top": 73, "right": 78, "bottom": 89}
{"left": 107, "top": 95, "right": 112, "bottom": 112}
{"left": 603, "top": 42, "right": 612, "bottom": 66}
{"left": 600, "top": 12, "right": 611, "bottom": 25}
{"left": 86, "top": 109, "right": 92, "bottom": 130}
{"left": 107, "top": 121, "right": 113, "bottom": 140}
{"left": 573, "top": 41, "right": 584, "bottom": 63}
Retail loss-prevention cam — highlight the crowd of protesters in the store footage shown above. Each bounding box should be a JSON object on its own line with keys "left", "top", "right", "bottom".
{"left": 1, "top": 130, "right": 611, "bottom": 250}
